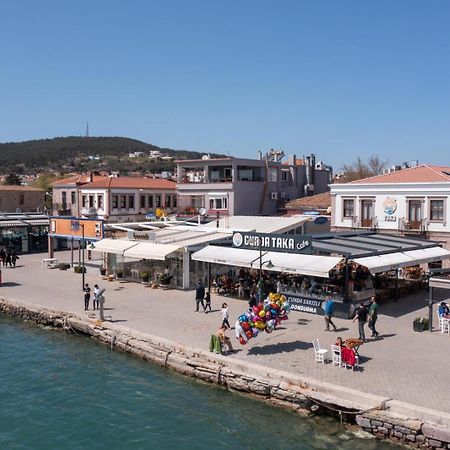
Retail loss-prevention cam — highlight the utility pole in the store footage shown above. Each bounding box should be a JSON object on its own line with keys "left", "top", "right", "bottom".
{"left": 81, "top": 223, "right": 85, "bottom": 289}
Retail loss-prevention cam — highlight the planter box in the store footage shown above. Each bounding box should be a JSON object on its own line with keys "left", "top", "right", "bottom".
{"left": 413, "top": 319, "right": 429, "bottom": 332}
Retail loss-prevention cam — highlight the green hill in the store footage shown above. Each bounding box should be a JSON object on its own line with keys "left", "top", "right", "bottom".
{"left": 0, "top": 136, "right": 223, "bottom": 175}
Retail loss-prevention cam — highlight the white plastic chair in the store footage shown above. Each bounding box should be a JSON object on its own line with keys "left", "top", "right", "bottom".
{"left": 330, "top": 345, "right": 342, "bottom": 367}
{"left": 437, "top": 310, "right": 450, "bottom": 334}
{"left": 312, "top": 339, "right": 328, "bottom": 364}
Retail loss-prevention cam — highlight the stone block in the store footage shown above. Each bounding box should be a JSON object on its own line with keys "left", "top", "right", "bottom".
{"left": 372, "top": 420, "right": 383, "bottom": 427}
{"left": 394, "top": 431, "right": 404, "bottom": 439}
{"left": 395, "top": 425, "right": 411, "bottom": 435}
{"left": 427, "top": 439, "right": 443, "bottom": 448}
{"left": 377, "top": 427, "right": 388, "bottom": 435}
{"left": 415, "top": 435, "right": 426, "bottom": 443}
{"left": 422, "top": 424, "right": 450, "bottom": 444}
{"left": 384, "top": 423, "right": 394, "bottom": 429}
{"left": 356, "top": 416, "right": 372, "bottom": 428}
{"left": 406, "top": 434, "right": 416, "bottom": 442}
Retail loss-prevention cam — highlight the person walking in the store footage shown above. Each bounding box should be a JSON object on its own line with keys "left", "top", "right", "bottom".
{"left": 195, "top": 280, "right": 205, "bottom": 312}
{"left": 221, "top": 303, "right": 230, "bottom": 329}
{"left": 323, "top": 294, "right": 337, "bottom": 332}
{"left": 248, "top": 292, "right": 257, "bottom": 311}
{"left": 353, "top": 303, "right": 369, "bottom": 342}
{"left": 368, "top": 297, "right": 379, "bottom": 337}
{"left": 204, "top": 291, "right": 212, "bottom": 313}
{"left": 83, "top": 283, "right": 91, "bottom": 311}
{"left": 0, "top": 248, "right": 5, "bottom": 267}
{"left": 11, "top": 250, "right": 19, "bottom": 268}
{"left": 5, "top": 249, "right": 12, "bottom": 267}
{"left": 93, "top": 284, "right": 100, "bottom": 310}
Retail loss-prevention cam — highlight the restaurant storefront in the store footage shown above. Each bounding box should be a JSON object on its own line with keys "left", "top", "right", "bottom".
{"left": 192, "top": 231, "right": 450, "bottom": 317}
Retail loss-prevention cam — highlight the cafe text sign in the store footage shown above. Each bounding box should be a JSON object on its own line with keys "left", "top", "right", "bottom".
{"left": 232, "top": 232, "right": 312, "bottom": 254}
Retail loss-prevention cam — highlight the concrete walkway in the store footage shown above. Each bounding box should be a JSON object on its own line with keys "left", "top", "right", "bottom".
{"left": 2, "top": 251, "right": 450, "bottom": 416}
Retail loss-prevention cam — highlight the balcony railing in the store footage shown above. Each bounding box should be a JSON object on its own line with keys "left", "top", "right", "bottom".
{"left": 399, "top": 218, "right": 428, "bottom": 235}
{"left": 81, "top": 206, "right": 97, "bottom": 217}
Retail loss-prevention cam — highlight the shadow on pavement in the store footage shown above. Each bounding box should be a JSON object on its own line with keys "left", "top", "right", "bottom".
{"left": 0, "top": 282, "right": 21, "bottom": 287}
{"left": 247, "top": 340, "right": 310, "bottom": 355}
{"left": 297, "top": 318, "right": 312, "bottom": 325}
{"left": 110, "top": 319, "right": 127, "bottom": 323}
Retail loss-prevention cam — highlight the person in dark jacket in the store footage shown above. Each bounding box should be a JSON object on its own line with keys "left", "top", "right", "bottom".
{"left": 195, "top": 281, "right": 205, "bottom": 312}
{"left": 353, "top": 303, "right": 369, "bottom": 341}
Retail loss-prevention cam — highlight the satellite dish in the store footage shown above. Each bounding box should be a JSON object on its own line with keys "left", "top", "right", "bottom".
{"left": 198, "top": 208, "right": 207, "bottom": 216}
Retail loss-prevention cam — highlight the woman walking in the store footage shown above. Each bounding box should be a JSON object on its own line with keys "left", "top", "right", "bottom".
{"left": 221, "top": 303, "right": 230, "bottom": 329}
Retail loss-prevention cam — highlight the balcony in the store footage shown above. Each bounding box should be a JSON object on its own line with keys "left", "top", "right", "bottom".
{"left": 399, "top": 218, "right": 428, "bottom": 236}
{"left": 351, "top": 216, "right": 378, "bottom": 230}
{"left": 81, "top": 206, "right": 97, "bottom": 217}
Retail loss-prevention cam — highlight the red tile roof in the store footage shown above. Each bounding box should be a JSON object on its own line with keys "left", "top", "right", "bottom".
{"left": 286, "top": 191, "right": 331, "bottom": 208}
{"left": 81, "top": 177, "right": 176, "bottom": 190}
{"left": 350, "top": 165, "right": 450, "bottom": 184}
{"left": 52, "top": 174, "right": 108, "bottom": 186}
{"left": 0, "top": 185, "right": 44, "bottom": 191}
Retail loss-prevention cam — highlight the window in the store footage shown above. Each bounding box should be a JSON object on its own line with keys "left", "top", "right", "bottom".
{"left": 128, "top": 195, "right": 135, "bottom": 209}
{"left": 71, "top": 191, "right": 76, "bottom": 204}
{"left": 82, "top": 195, "right": 87, "bottom": 208}
{"left": 209, "top": 197, "right": 228, "bottom": 210}
{"left": 430, "top": 199, "right": 444, "bottom": 221}
{"left": 343, "top": 199, "right": 354, "bottom": 218}
{"left": 89, "top": 195, "right": 94, "bottom": 208}
{"left": 165, "top": 195, "right": 171, "bottom": 208}
{"left": 61, "top": 192, "right": 66, "bottom": 208}
{"left": 148, "top": 195, "right": 154, "bottom": 208}
{"left": 155, "top": 194, "right": 162, "bottom": 207}
{"left": 172, "top": 195, "right": 177, "bottom": 207}
{"left": 281, "top": 170, "right": 289, "bottom": 182}
{"left": 268, "top": 168, "right": 277, "bottom": 182}
{"left": 98, "top": 195, "right": 104, "bottom": 209}
{"left": 112, "top": 195, "right": 118, "bottom": 209}
{"left": 140, "top": 195, "right": 146, "bottom": 209}
{"left": 271, "top": 192, "right": 278, "bottom": 200}
{"left": 408, "top": 200, "right": 422, "bottom": 222}
{"left": 120, "top": 195, "right": 126, "bottom": 209}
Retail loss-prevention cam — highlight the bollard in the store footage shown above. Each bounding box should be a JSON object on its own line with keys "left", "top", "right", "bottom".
{"left": 99, "top": 295, "right": 105, "bottom": 321}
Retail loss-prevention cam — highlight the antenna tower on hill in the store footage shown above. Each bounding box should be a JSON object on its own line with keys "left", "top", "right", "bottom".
{"left": 85, "top": 122, "right": 90, "bottom": 137}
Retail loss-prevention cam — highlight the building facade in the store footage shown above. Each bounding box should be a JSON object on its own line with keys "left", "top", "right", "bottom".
{"left": 330, "top": 164, "right": 450, "bottom": 260}
{"left": 52, "top": 174, "right": 108, "bottom": 217}
{"left": 78, "top": 177, "right": 177, "bottom": 222}
{"left": 176, "top": 152, "right": 332, "bottom": 217}
{"left": 0, "top": 185, "right": 45, "bottom": 213}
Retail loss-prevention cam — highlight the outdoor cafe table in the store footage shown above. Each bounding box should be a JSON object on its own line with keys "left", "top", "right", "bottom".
{"left": 344, "top": 338, "right": 364, "bottom": 357}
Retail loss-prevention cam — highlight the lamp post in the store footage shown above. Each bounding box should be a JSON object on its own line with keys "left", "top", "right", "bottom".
{"left": 251, "top": 240, "right": 273, "bottom": 303}
{"left": 81, "top": 223, "right": 85, "bottom": 289}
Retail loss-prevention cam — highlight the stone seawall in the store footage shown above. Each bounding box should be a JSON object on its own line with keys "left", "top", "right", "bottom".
{"left": 2, "top": 297, "right": 450, "bottom": 449}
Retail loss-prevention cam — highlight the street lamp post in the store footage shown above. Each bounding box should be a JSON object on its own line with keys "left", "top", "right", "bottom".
{"left": 81, "top": 223, "right": 85, "bottom": 289}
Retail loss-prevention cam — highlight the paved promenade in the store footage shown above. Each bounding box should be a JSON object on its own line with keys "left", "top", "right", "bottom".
{"left": 2, "top": 251, "right": 450, "bottom": 416}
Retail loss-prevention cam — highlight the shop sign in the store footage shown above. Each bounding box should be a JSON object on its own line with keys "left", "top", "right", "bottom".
{"left": 283, "top": 293, "right": 324, "bottom": 315}
{"left": 232, "top": 232, "right": 312, "bottom": 254}
{"left": 383, "top": 196, "right": 397, "bottom": 222}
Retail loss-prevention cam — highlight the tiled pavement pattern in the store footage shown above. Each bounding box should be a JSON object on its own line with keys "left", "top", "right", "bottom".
{"left": 3, "top": 251, "right": 450, "bottom": 413}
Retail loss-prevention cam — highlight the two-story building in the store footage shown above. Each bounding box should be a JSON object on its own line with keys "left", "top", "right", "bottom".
{"left": 176, "top": 152, "right": 332, "bottom": 217}
{"left": 330, "top": 164, "right": 450, "bottom": 258}
{"left": 52, "top": 173, "right": 108, "bottom": 216}
{"left": 78, "top": 176, "right": 177, "bottom": 222}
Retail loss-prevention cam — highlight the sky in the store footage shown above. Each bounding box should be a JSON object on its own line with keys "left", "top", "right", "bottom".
{"left": 1, "top": 0, "right": 450, "bottom": 169}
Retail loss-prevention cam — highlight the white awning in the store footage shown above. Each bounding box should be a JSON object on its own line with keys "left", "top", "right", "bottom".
{"left": 192, "top": 246, "right": 342, "bottom": 278}
{"left": 265, "top": 252, "right": 343, "bottom": 278}
{"left": 91, "top": 239, "right": 139, "bottom": 255}
{"left": 353, "top": 246, "right": 450, "bottom": 274}
{"left": 123, "top": 242, "right": 181, "bottom": 260}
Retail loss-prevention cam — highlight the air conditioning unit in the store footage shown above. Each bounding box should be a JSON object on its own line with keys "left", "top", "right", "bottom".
{"left": 271, "top": 192, "right": 278, "bottom": 200}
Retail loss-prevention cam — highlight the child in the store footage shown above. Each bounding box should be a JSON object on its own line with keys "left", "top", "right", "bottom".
{"left": 204, "top": 291, "right": 212, "bottom": 313}
{"left": 221, "top": 303, "right": 230, "bottom": 329}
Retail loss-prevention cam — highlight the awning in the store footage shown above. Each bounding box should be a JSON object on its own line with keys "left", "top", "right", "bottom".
{"left": 91, "top": 239, "right": 139, "bottom": 255}
{"left": 123, "top": 242, "right": 181, "bottom": 260}
{"left": 192, "top": 246, "right": 342, "bottom": 278}
{"left": 353, "top": 246, "right": 450, "bottom": 274}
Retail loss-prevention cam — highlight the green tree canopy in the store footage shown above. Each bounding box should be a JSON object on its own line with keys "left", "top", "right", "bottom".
{"left": 4, "top": 173, "right": 22, "bottom": 185}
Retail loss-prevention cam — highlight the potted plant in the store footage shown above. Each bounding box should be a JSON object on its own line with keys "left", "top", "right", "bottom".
{"left": 413, "top": 316, "right": 429, "bottom": 332}
{"left": 140, "top": 271, "right": 150, "bottom": 283}
{"left": 74, "top": 265, "right": 87, "bottom": 274}
{"left": 159, "top": 273, "right": 172, "bottom": 286}
{"left": 99, "top": 267, "right": 107, "bottom": 276}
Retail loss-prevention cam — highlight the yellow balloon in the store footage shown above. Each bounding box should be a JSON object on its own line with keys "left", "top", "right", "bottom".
{"left": 255, "top": 321, "right": 266, "bottom": 329}
{"left": 259, "top": 310, "right": 266, "bottom": 318}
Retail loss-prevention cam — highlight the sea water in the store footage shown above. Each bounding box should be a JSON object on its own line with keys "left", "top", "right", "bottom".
{"left": 0, "top": 315, "right": 398, "bottom": 450}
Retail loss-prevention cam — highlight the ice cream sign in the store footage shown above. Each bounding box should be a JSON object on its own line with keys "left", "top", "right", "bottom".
{"left": 383, "top": 196, "right": 397, "bottom": 222}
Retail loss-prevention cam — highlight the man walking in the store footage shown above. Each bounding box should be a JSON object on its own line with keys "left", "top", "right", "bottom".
{"left": 195, "top": 280, "right": 205, "bottom": 312}
{"left": 353, "top": 302, "right": 369, "bottom": 341}
{"left": 93, "top": 284, "right": 100, "bottom": 310}
{"left": 368, "top": 296, "right": 379, "bottom": 337}
{"left": 83, "top": 283, "right": 91, "bottom": 311}
{"left": 323, "top": 294, "right": 337, "bottom": 331}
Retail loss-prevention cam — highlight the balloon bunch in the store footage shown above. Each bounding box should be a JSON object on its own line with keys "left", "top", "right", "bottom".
{"left": 235, "top": 293, "right": 290, "bottom": 345}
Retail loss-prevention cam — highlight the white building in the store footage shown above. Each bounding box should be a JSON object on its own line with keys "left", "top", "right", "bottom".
{"left": 330, "top": 164, "right": 450, "bottom": 263}
{"left": 78, "top": 176, "right": 177, "bottom": 222}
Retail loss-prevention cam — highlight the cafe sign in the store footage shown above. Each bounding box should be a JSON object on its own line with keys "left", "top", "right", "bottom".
{"left": 283, "top": 293, "right": 324, "bottom": 315}
{"left": 232, "top": 232, "right": 312, "bottom": 254}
